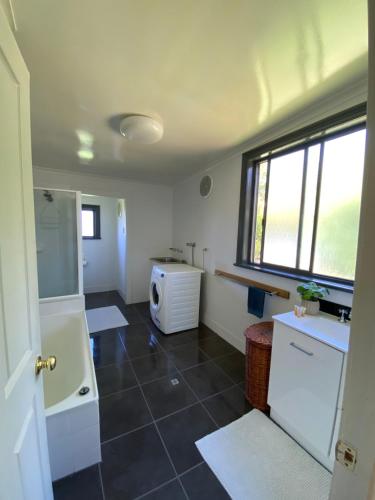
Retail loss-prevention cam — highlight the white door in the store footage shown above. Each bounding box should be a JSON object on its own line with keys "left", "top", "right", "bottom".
{"left": 0, "top": 7, "right": 53, "bottom": 500}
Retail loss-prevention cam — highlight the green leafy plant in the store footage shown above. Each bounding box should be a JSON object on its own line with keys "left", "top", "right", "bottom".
{"left": 296, "top": 282, "right": 329, "bottom": 302}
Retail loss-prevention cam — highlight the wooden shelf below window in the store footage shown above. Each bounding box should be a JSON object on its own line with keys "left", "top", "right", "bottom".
{"left": 214, "top": 269, "right": 290, "bottom": 299}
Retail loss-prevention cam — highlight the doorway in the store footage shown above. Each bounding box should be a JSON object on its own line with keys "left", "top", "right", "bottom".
{"left": 81, "top": 195, "right": 127, "bottom": 302}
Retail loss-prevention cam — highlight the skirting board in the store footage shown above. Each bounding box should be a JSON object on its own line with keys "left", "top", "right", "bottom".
{"left": 202, "top": 314, "right": 245, "bottom": 354}
{"left": 83, "top": 284, "right": 118, "bottom": 294}
{"left": 117, "top": 288, "right": 127, "bottom": 303}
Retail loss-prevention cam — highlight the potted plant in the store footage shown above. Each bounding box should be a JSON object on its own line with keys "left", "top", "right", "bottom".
{"left": 296, "top": 281, "right": 329, "bottom": 315}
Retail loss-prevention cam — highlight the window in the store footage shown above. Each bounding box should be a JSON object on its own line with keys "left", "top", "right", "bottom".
{"left": 82, "top": 204, "right": 101, "bottom": 239}
{"left": 236, "top": 104, "right": 367, "bottom": 289}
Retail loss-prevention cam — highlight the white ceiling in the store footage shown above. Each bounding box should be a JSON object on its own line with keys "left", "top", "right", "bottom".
{"left": 13, "top": 0, "right": 367, "bottom": 185}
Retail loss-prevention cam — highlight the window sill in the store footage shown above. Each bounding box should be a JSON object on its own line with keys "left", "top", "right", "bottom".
{"left": 234, "top": 262, "right": 354, "bottom": 294}
{"left": 82, "top": 236, "right": 101, "bottom": 240}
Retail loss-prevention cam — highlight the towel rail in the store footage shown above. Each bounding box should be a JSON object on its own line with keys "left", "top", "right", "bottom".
{"left": 214, "top": 269, "right": 290, "bottom": 299}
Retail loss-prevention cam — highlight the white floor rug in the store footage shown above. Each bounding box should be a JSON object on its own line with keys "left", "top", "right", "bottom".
{"left": 196, "top": 409, "right": 332, "bottom": 500}
{"left": 86, "top": 306, "right": 129, "bottom": 334}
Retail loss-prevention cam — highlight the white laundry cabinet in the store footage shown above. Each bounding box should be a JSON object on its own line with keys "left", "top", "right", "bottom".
{"left": 268, "top": 312, "right": 349, "bottom": 471}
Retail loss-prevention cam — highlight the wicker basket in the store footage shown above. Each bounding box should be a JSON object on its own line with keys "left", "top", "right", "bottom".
{"left": 244, "top": 321, "right": 274, "bottom": 412}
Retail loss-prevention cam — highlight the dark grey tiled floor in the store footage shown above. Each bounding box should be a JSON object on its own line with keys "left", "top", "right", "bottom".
{"left": 95, "top": 360, "right": 137, "bottom": 397}
{"left": 54, "top": 291, "right": 250, "bottom": 500}
{"left": 99, "top": 386, "right": 153, "bottom": 441}
{"left": 142, "top": 375, "right": 197, "bottom": 420}
{"left": 181, "top": 463, "right": 230, "bottom": 499}
{"left": 156, "top": 404, "right": 217, "bottom": 474}
{"left": 181, "top": 361, "right": 234, "bottom": 399}
{"left": 53, "top": 465, "right": 103, "bottom": 500}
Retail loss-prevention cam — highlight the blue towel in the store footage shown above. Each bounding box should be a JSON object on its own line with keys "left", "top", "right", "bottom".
{"left": 247, "top": 286, "right": 265, "bottom": 318}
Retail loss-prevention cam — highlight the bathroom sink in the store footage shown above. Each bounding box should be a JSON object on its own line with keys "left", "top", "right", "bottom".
{"left": 151, "top": 257, "right": 186, "bottom": 263}
{"left": 273, "top": 311, "right": 350, "bottom": 353}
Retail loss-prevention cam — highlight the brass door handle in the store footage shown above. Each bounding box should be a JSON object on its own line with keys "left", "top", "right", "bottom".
{"left": 35, "top": 355, "right": 57, "bottom": 375}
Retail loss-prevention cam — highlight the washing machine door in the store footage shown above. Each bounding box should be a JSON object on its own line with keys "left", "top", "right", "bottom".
{"left": 150, "top": 279, "right": 162, "bottom": 312}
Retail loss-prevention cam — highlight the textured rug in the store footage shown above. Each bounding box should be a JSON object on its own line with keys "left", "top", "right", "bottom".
{"left": 196, "top": 409, "right": 332, "bottom": 500}
{"left": 86, "top": 306, "right": 128, "bottom": 334}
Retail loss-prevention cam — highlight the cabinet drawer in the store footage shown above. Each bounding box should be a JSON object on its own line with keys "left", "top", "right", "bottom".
{"left": 268, "top": 322, "right": 344, "bottom": 458}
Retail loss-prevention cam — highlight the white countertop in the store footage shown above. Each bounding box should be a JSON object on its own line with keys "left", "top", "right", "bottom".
{"left": 272, "top": 311, "right": 350, "bottom": 353}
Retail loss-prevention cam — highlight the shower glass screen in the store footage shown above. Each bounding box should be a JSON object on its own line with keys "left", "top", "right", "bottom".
{"left": 34, "top": 189, "right": 79, "bottom": 298}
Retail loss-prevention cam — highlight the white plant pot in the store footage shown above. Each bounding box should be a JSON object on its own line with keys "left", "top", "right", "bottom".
{"left": 301, "top": 299, "right": 320, "bottom": 315}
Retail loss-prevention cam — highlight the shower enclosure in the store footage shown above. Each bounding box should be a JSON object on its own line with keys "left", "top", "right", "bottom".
{"left": 34, "top": 188, "right": 83, "bottom": 300}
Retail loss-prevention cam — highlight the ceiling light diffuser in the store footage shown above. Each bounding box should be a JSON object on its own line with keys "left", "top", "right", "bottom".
{"left": 120, "top": 115, "right": 163, "bottom": 144}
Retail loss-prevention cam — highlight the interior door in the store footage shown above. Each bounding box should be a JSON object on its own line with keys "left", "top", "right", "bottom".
{"left": 0, "top": 7, "right": 53, "bottom": 500}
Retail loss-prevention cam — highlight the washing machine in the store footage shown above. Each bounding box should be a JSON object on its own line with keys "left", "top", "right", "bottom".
{"left": 150, "top": 264, "right": 204, "bottom": 334}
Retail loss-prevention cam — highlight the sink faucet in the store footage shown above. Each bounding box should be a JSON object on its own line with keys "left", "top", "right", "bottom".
{"left": 169, "top": 247, "right": 183, "bottom": 254}
{"left": 338, "top": 308, "right": 347, "bottom": 323}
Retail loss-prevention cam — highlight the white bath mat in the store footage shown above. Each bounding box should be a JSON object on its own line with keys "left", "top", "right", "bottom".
{"left": 196, "top": 409, "right": 332, "bottom": 500}
{"left": 86, "top": 306, "right": 129, "bottom": 334}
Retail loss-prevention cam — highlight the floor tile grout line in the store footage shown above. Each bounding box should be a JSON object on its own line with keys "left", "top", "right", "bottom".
{"left": 146, "top": 326, "right": 239, "bottom": 368}
{"left": 178, "top": 359, "right": 235, "bottom": 394}
{"left": 95, "top": 359, "right": 131, "bottom": 372}
{"left": 200, "top": 381, "right": 246, "bottom": 402}
{"left": 179, "top": 357, "right": 229, "bottom": 375}
{"left": 116, "top": 328, "right": 174, "bottom": 365}
{"left": 96, "top": 298, "right": 183, "bottom": 498}
{"left": 172, "top": 352, "right": 214, "bottom": 372}
{"left": 132, "top": 461, "right": 206, "bottom": 500}
{"left": 92, "top": 303, "right": 239, "bottom": 400}
{"left": 143, "top": 321, "right": 219, "bottom": 354}
{"left": 101, "top": 422, "right": 153, "bottom": 446}
{"left": 209, "top": 361, "right": 241, "bottom": 387}
{"left": 97, "top": 322, "right": 245, "bottom": 427}
{"left": 105, "top": 371, "right": 243, "bottom": 428}
{"left": 96, "top": 355, "right": 204, "bottom": 401}
{"left": 95, "top": 350, "right": 242, "bottom": 388}
{"left": 177, "top": 476, "right": 190, "bottom": 499}
{"left": 153, "top": 400, "right": 198, "bottom": 423}
{"left": 125, "top": 353, "right": 182, "bottom": 486}
{"left": 127, "top": 347, "right": 170, "bottom": 362}
{"left": 175, "top": 367, "right": 220, "bottom": 430}
{"left": 158, "top": 338, "right": 227, "bottom": 357}
{"left": 101, "top": 389, "right": 230, "bottom": 446}
{"left": 198, "top": 400, "right": 220, "bottom": 428}
{"left": 150, "top": 380, "right": 247, "bottom": 425}
{"left": 87, "top": 296, "right": 243, "bottom": 500}
{"left": 98, "top": 383, "right": 142, "bottom": 401}
{"left": 132, "top": 478, "right": 177, "bottom": 500}
{"left": 126, "top": 351, "right": 191, "bottom": 500}
{"left": 98, "top": 463, "right": 106, "bottom": 500}
{"left": 177, "top": 460, "right": 205, "bottom": 478}
{"left": 206, "top": 349, "right": 246, "bottom": 386}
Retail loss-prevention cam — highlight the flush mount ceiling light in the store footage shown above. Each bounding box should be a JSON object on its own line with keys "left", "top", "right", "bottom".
{"left": 119, "top": 115, "right": 163, "bottom": 144}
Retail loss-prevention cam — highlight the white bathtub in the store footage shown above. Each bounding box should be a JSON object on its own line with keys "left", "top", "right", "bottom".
{"left": 40, "top": 311, "right": 101, "bottom": 481}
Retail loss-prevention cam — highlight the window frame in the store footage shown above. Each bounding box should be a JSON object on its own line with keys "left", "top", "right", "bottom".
{"left": 82, "top": 204, "right": 101, "bottom": 240}
{"left": 236, "top": 103, "right": 367, "bottom": 292}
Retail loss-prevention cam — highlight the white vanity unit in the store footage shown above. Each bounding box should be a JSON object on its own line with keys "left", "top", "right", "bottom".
{"left": 268, "top": 312, "right": 350, "bottom": 471}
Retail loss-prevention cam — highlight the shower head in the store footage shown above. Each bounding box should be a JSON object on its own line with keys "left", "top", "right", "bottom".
{"left": 43, "top": 190, "right": 53, "bottom": 202}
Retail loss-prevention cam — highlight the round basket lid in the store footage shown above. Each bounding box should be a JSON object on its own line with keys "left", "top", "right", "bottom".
{"left": 244, "top": 321, "right": 273, "bottom": 346}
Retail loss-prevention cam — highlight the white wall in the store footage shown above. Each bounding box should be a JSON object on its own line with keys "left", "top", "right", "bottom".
{"left": 81, "top": 194, "right": 119, "bottom": 294}
{"left": 330, "top": 3, "right": 375, "bottom": 498}
{"left": 172, "top": 90, "right": 366, "bottom": 352}
{"left": 117, "top": 198, "right": 127, "bottom": 300}
{"left": 173, "top": 156, "right": 354, "bottom": 352}
{"left": 34, "top": 167, "right": 173, "bottom": 304}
